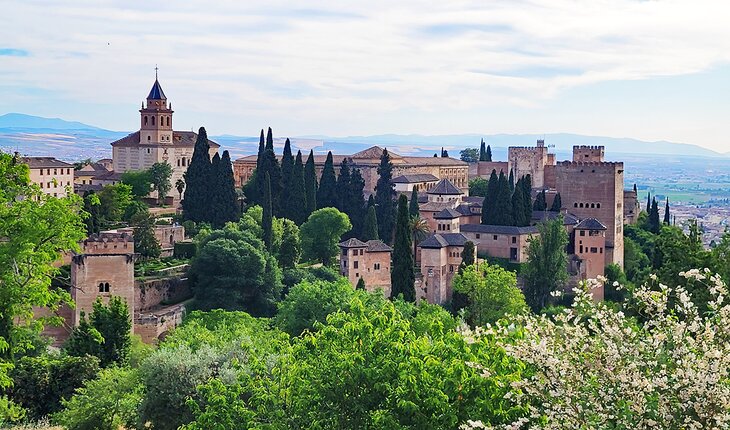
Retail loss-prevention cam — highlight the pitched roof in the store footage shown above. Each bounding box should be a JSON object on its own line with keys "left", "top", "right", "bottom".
{"left": 366, "top": 240, "right": 392, "bottom": 252}
{"left": 147, "top": 79, "right": 166, "bottom": 100}
{"left": 419, "top": 233, "right": 469, "bottom": 249}
{"left": 91, "top": 171, "right": 123, "bottom": 181}
{"left": 339, "top": 238, "right": 367, "bottom": 248}
{"left": 460, "top": 224, "right": 538, "bottom": 235}
{"left": 575, "top": 218, "right": 607, "bottom": 230}
{"left": 22, "top": 157, "right": 73, "bottom": 169}
{"left": 455, "top": 204, "right": 475, "bottom": 216}
{"left": 419, "top": 201, "right": 457, "bottom": 212}
{"left": 427, "top": 179, "right": 462, "bottom": 195}
{"left": 350, "top": 146, "right": 403, "bottom": 161}
{"left": 531, "top": 211, "right": 580, "bottom": 225}
{"left": 392, "top": 173, "right": 439, "bottom": 184}
{"left": 462, "top": 196, "right": 484, "bottom": 206}
{"left": 110, "top": 131, "right": 220, "bottom": 148}
{"left": 434, "top": 208, "right": 461, "bottom": 219}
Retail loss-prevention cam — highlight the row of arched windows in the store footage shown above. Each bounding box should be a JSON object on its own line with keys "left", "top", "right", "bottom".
{"left": 143, "top": 115, "right": 171, "bottom": 127}
{"left": 177, "top": 157, "right": 187, "bottom": 167}
{"left": 574, "top": 202, "right": 601, "bottom": 209}
{"left": 98, "top": 282, "right": 111, "bottom": 293}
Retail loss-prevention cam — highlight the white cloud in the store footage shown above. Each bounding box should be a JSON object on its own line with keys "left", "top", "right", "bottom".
{"left": 1, "top": 0, "right": 729, "bottom": 149}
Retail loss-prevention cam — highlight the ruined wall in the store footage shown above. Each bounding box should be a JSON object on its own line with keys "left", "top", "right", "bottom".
{"left": 555, "top": 162, "right": 624, "bottom": 268}
{"left": 508, "top": 145, "right": 550, "bottom": 189}
{"left": 135, "top": 276, "right": 191, "bottom": 312}
{"left": 135, "top": 303, "right": 186, "bottom": 344}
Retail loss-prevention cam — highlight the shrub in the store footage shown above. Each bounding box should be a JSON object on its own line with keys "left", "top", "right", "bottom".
{"left": 173, "top": 241, "right": 197, "bottom": 259}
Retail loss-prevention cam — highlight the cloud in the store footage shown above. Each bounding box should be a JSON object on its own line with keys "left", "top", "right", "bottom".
{"left": 0, "top": 48, "right": 29, "bottom": 57}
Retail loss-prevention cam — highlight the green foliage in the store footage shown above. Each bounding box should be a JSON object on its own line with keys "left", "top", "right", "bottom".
{"left": 275, "top": 278, "right": 356, "bottom": 336}
{"left": 391, "top": 195, "right": 415, "bottom": 301}
{"left": 549, "top": 192, "right": 562, "bottom": 212}
{"left": 648, "top": 197, "right": 661, "bottom": 234}
{"left": 8, "top": 353, "right": 99, "bottom": 420}
{"left": 409, "top": 187, "right": 420, "bottom": 217}
{"left": 362, "top": 205, "right": 379, "bottom": 241}
{"left": 175, "top": 177, "right": 185, "bottom": 199}
{"left": 96, "top": 183, "right": 133, "bottom": 224}
{"left": 284, "top": 298, "right": 528, "bottom": 429}
{"left": 212, "top": 151, "right": 239, "bottom": 227}
{"left": 460, "top": 147, "right": 479, "bottom": 162}
{"left": 130, "top": 209, "right": 161, "bottom": 260}
{"left": 523, "top": 216, "right": 569, "bottom": 312}
{"left": 174, "top": 240, "right": 197, "bottom": 259}
{"left": 317, "top": 151, "right": 338, "bottom": 209}
{"left": 189, "top": 227, "right": 282, "bottom": 316}
{"left": 356, "top": 277, "right": 366, "bottom": 290}
{"left": 122, "top": 198, "right": 148, "bottom": 223}
{"left": 663, "top": 198, "right": 671, "bottom": 224}
{"left": 469, "top": 177, "right": 488, "bottom": 197}
{"left": 511, "top": 177, "right": 527, "bottom": 226}
{"left": 304, "top": 150, "right": 318, "bottom": 218}
{"left": 55, "top": 367, "right": 142, "bottom": 430}
{"left": 149, "top": 161, "right": 173, "bottom": 203}
{"left": 492, "top": 170, "right": 513, "bottom": 226}
{"left": 453, "top": 262, "right": 527, "bottom": 326}
{"left": 183, "top": 127, "right": 213, "bottom": 223}
{"left": 65, "top": 297, "right": 131, "bottom": 367}
{"left": 279, "top": 138, "right": 295, "bottom": 220}
{"left": 0, "top": 152, "right": 86, "bottom": 362}
{"left": 289, "top": 150, "right": 308, "bottom": 224}
{"left": 479, "top": 139, "right": 488, "bottom": 161}
{"left": 486, "top": 144, "right": 492, "bottom": 162}
{"left": 64, "top": 311, "right": 103, "bottom": 360}
{"left": 121, "top": 169, "right": 152, "bottom": 198}
{"left": 300, "top": 207, "right": 352, "bottom": 265}
{"left": 481, "top": 169, "right": 499, "bottom": 225}
{"left": 533, "top": 189, "right": 547, "bottom": 211}
{"left": 277, "top": 218, "right": 301, "bottom": 269}
{"left": 604, "top": 263, "right": 629, "bottom": 303}
{"left": 262, "top": 172, "right": 273, "bottom": 250}
{"left": 374, "top": 148, "right": 397, "bottom": 243}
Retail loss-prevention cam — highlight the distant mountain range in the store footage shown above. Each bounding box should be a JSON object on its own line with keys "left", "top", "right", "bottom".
{"left": 1, "top": 113, "right": 726, "bottom": 162}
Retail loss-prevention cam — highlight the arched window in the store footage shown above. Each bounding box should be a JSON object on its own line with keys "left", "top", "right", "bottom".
{"left": 590, "top": 203, "right": 595, "bottom": 208}
{"left": 98, "top": 282, "right": 104, "bottom": 292}
{"left": 167, "top": 116, "right": 170, "bottom": 126}
{"left": 144, "top": 116, "right": 148, "bottom": 125}
{"left": 151, "top": 116, "right": 155, "bottom": 126}
{"left": 596, "top": 203, "right": 601, "bottom": 208}
{"left": 170, "top": 234, "right": 174, "bottom": 244}
{"left": 574, "top": 203, "right": 578, "bottom": 208}
{"left": 147, "top": 135, "right": 151, "bottom": 141}
{"left": 98, "top": 282, "right": 110, "bottom": 293}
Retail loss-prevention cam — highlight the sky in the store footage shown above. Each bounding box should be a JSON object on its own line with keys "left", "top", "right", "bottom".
{"left": 1, "top": 0, "right": 729, "bottom": 152}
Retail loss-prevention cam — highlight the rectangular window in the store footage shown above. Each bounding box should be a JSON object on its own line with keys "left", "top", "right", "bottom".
{"left": 579, "top": 230, "right": 585, "bottom": 236}
{"left": 354, "top": 261, "right": 359, "bottom": 269}
{"left": 476, "top": 234, "right": 480, "bottom": 239}
{"left": 512, "top": 236, "right": 517, "bottom": 244}
{"left": 360, "top": 249, "right": 364, "bottom": 256}
{"left": 493, "top": 235, "right": 498, "bottom": 240}
{"left": 449, "top": 265, "right": 454, "bottom": 273}
{"left": 590, "top": 247, "right": 598, "bottom": 253}
{"left": 342, "top": 249, "right": 347, "bottom": 256}
{"left": 374, "top": 263, "right": 380, "bottom": 270}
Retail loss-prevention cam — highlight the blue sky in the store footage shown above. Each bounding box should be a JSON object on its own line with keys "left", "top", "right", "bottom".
{"left": 1, "top": 0, "right": 729, "bottom": 152}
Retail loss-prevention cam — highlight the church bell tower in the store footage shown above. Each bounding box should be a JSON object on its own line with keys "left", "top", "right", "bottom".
{"left": 139, "top": 69, "right": 174, "bottom": 145}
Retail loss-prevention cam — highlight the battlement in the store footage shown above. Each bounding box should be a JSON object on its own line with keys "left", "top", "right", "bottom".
{"left": 572, "top": 145, "right": 605, "bottom": 162}
{"left": 573, "top": 145, "right": 604, "bottom": 150}
{"left": 557, "top": 161, "right": 623, "bottom": 167}
{"left": 81, "top": 232, "right": 134, "bottom": 255}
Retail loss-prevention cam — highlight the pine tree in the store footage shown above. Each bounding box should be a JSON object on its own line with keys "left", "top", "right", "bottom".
{"left": 317, "top": 152, "right": 338, "bottom": 209}
{"left": 533, "top": 190, "right": 547, "bottom": 211}
{"left": 481, "top": 169, "right": 499, "bottom": 225}
{"left": 649, "top": 197, "right": 661, "bottom": 234}
{"left": 512, "top": 177, "right": 527, "bottom": 227}
{"left": 182, "top": 127, "right": 212, "bottom": 222}
{"left": 290, "top": 150, "right": 308, "bottom": 224}
{"left": 304, "top": 150, "right": 317, "bottom": 218}
{"left": 479, "top": 139, "right": 487, "bottom": 161}
{"left": 362, "top": 206, "right": 379, "bottom": 241}
{"left": 279, "top": 138, "right": 294, "bottom": 220}
{"left": 262, "top": 172, "right": 273, "bottom": 250}
{"left": 375, "top": 149, "right": 397, "bottom": 243}
{"left": 486, "top": 145, "right": 492, "bottom": 162}
{"left": 409, "top": 187, "right": 420, "bottom": 218}
{"left": 550, "top": 192, "right": 562, "bottom": 212}
{"left": 391, "top": 195, "right": 415, "bottom": 302}
{"left": 664, "top": 198, "right": 670, "bottom": 225}
{"left": 218, "top": 150, "right": 239, "bottom": 226}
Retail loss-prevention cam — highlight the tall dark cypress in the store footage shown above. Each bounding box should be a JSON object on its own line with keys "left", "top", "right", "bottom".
{"left": 317, "top": 151, "right": 338, "bottom": 209}
{"left": 244, "top": 129, "right": 266, "bottom": 206}
{"left": 479, "top": 139, "right": 487, "bottom": 162}
{"left": 290, "top": 151, "right": 307, "bottom": 224}
{"left": 391, "top": 194, "right": 415, "bottom": 302}
{"left": 481, "top": 169, "right": 499, "bottom": 225}
{"left": 182, "top": 127, "right": 212, "bottom": 222}
{"left": 259, "top": 127, "right": 282, "bottom": 216}
{"left": 633, "top": 183, "right": 638, "bottom": 193}
{"left": 550, "top": 193, "right": 562, "bottom": 212}
{"left": 374, "top": 149, "right": 397, "bottom": 243}
{"left": 646, "top": 192, "right": 651, "bottom": 213}
{"left": 649, "top": 197, "right": 661, "bottom": 234}
{"left": 663, "top": 198, "right": 670, "bottom": 225}
{"left": 279, "top": 138, "right": 294, "bottom": 220}
{"left": 347, "top": 167, "right": 366, "bottom": 239}
{"left": 335, "top": 159, "right": 352, "bottom": 212}
{"left": 533, "top": 190, "right": 547, "bottom": 211}
{"left": 367, "top": 194, "right": 375, "bottom": 209}
{"left": 218, "top": 150, "right": 239, "bottom": 225}
{"left": 304, "top": 150, "right": 317, "bottom": 218}
{"left": 362, "top": 206, "right": 379, "bottom": 241}
{"left": 512, "top": 177, "right": 527, "bottom": 227}
{"left": 409, "top": 187, "right": 420, "bottom": 218}
{"left": 262, "top": 172, "right": 273, "bottom": 250}
{"left": 521, "top": 174, "right": 533, "bottom": 224}
{"left": 486, "top": 145, "right": 492, "bottom": 162}
{"left": 494, "top": 171, "right": 513, "bottom": 226}
{"left": 210, "top": 152, "right": 222, "bottom": 225}
{"left": 508, "top": 169, "right": 515, "bottom": 194}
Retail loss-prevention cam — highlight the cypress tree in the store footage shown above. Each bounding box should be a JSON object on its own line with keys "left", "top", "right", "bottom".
{"left": 335, "top": 159, "right": 352, "bottom": 212}
{"left": 533, "top": 190, "right": 547, "bottom": 211}
{"left": 494, "top": 171, "right": 513, "bottom": 226}
{"left": 356, "top": 277, "right": 366, "bottom": 291}
{"left": 210, "top": 153, "right": 222, "bottom": 225}
{"left": 649, "top": 197, "right": 661, "bottom": 234}
{"left": 245, "top": 129, "right": 266, "bottom": 206}
{"left": 347, "top": 167, "right": 366, "bottom": 239}
{"left": 521, "top": 174, "right": 533, "bottom": 224}
{"left": 375, "top": 149, "right": 397, "bottom": 243}
{"left": 664, "top": 198, "right": 670, "bottom": 225}
{"left": 486, "top": 145, "right": 492, "bottom": 162}
{"left": 479, "top": 139, "right": 487, "bottom": 161}
{"left": 481, "top": 169, "right": 499, "bottom": 225}
{"left": 367, "top": 194, "right": 375, "bottom": 209}
{"left": 182, "top": 127, "right": 212, "bottom": 222}
{"left": 633, "top": 183, "right": 638, "bottom": 193}
{"left": 508, "top": 169, "right": 515, "bottom": 194}
{"left": 304, "top": 150, "right": 317, "bottom": 217}
{"left": 391, "top": 194, "right": 415, "bottom": 302}
{"left": 259, "top": 127, "right": 282, "bottom": 216}
{"left": 218, "top": 150, "right": 239, "bottom": 225}
{"left": 646, "top": 192, "right": 651, "bottom": 213}
{"left": 262, "top": 172, "right": 273, "bottom": 250}
{"left": 441, "top": 148, "right": 449, "bottom": 157}
{"left": 409, "top": 187, "right": 420, "bottom": 218}
{"left": 290, "top": 150, "right": 307, "bottom": 224}
{"left": 550, "top": 192, "right": 562, "bottom": 212}
{"left": 317, "top": 152, "right": 338, "bottom": 208}
{"left": 512, "top": 177, "right": 527, "bottom": 227}
{"left": 362, "top": 206, "right": 379, "bottom": 241}
{"left": 280, "top": 138, "right": 294, "bottom": 220}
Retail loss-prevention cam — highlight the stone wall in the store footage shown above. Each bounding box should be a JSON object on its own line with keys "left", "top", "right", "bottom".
{"left": 135, "top": 303, "right": 186, "bottom": 344}
{"left": 135, "top": 276, "right": 191, "bottom": 312}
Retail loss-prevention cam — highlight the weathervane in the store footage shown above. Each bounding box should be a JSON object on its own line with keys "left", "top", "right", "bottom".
{"left": 155, "top": 64, "right": 158, "bottom": 79}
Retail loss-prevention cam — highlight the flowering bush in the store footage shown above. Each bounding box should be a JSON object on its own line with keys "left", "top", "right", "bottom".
{"left": 462, "top": 270, "right": 730, "bottom": 430}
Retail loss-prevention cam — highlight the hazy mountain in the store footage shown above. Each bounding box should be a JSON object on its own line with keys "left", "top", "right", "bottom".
{"left": 0, "top": 113, "right": 725, "bottom": 161}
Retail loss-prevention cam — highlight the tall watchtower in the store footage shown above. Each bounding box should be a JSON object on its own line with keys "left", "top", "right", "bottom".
{"left": 573, "top": 146, "right": 605, "bottom": 163}
{"left": 139, "top": 70, "right": 174, "bottom": 146}
{"left": 70, "top": 232, "right": 135, "bottom": 328}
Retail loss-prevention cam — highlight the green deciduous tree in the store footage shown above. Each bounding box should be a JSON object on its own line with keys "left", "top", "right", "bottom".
{"left": 65, "top": 296, "right": 132, "bottom": 367}
{"left": 453, "top": 262, "right": 527, "bottom": 326}
{"left": 460, "top": 148, "right": 479, "bottom": 162}
{"left": 121, "top": 169, "right": 152, "bottom": 198}
{"left": 523, "top": 216, "right": 569, "bottom": 312}
{"left": 275, "top": 278, "right": 355, "bottom": 336}
{"left": 391, "top": 195, "right": 415, "bottom": 301}
{"left": 149, "top": 161, "right": 173, "bottom": 204}
{"left": 277, "top": 218, "right": 301, "bottom": 269}
{"left": 130, "top": 209, "right": 161, "bottom": 260}
{"left": 469, "top": 177, "right": 488, "bottom": 197}
{"left": 300, "top": 208, "right": 352, "bottom": 266}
